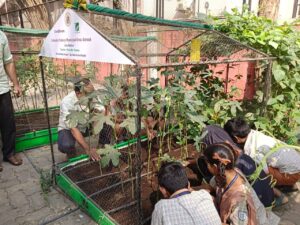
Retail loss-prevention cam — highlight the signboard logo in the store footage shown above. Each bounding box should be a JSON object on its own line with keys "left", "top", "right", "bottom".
{"left": 75, "top": 22, "right": 80, "bottom": 32}
{"left": 65, "top": 12, "right": 71, "bottom": 27}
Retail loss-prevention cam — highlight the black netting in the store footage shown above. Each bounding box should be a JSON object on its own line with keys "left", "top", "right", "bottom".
{"left": 15, "top": 107, "right": 59, "bottom": 137}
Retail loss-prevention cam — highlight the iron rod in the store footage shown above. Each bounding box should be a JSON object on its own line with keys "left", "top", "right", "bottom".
{"left": 261, "top": 60, "right": 273, "bottom": 116}
{"left": 140, "top": 57, "right": 276, "bottom": 68}
{"left": 62, "top": 160, "right": 95, "bottom": 174}
{"left": 19, "top": 10, "right": 24, "bottom": 28}
{"left": 106, "top": 201, "right": 137, "bottom": 214}
{"left": 135, "top": 66, "right": 143, "bottom": 225}
{"left": 225, "top": 63, "right": 230, "bottom": 93}
{"left": 39, "top": 56, "right": 56, "bottom": 184}
{"left": 75, "top": 170, "right": 125, "bottom": 185}
{"left": 88, "top": 172, "right": 151, "bottom": 198}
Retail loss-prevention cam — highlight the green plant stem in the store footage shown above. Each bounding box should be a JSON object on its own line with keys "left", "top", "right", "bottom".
{"left": 147, "top": 140, "right": 152, "bottom": 180}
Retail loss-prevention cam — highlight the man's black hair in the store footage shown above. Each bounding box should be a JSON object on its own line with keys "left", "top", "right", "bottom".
{"left": 158, "top": 162, "right": 188, "bottom": 195}
{"left": 224, "top": 117, "right": 250, "bottom": 139}
{"left": 74, "top": 78, "right": 91, "bottom": 92}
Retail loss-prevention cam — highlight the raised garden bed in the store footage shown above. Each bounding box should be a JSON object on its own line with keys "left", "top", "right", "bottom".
{"left": 15, "top": 106, "right": 59, "bottom": 152}
{"left": 56, "top": 138, "right": 199, "bottom": 225}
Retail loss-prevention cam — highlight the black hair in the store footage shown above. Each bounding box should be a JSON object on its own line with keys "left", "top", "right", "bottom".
{"left": 158, "top": 162, "right": 189, "bottom": 195}
{"left": 203, "top": 143, "right": 236, "bottom": 188}
{"left": 74, "top": 78, "right": 91, "bottom": 92}
{"left": 224, "top": 117, "right": 251, "bottom": 139}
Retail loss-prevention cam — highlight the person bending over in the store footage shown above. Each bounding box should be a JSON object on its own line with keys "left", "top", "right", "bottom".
{"left": 57, "top": 78, "right": 101, "bottom": 161}
{"left": 224, "top": 118, "right": 300, "bottom": 187}
{"left": 203, "top": 143, "right": 279, "bottom": 225}
{"left": 151, "top": 162, "right": 221, "bottom": 225}
{"left": 189, "top": 125, "right": 275, "bottom": 208}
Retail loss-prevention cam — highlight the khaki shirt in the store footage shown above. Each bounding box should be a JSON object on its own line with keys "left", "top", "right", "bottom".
{"left": 0, "top": 31, "right": 13, "bottom": 95}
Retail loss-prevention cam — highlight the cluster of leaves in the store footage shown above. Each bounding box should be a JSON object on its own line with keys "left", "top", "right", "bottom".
{"left": 66, "top": 75, "right": 138, "bottom": 168}
{"left": 15, "top": 53, "right": 41, "bottom": 109}
{"left": 215, "top": 8, "right": 300, "bottom": 143}
{"left": 141, "top": 65, "right": 242, "bottom": 153}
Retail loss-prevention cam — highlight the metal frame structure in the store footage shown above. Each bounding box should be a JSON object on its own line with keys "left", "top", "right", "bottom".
{"left": 1, "top": 3, "right": 275, "bottom": 224}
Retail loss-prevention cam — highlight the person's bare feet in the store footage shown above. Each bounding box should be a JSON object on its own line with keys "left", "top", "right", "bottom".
{"left": 4, "top": 155, "right": 22, "bottom": 166}
{"left": 14, "top": 154, "right": 23, "bottom": 163}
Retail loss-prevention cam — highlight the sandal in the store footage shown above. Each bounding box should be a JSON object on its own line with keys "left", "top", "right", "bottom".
{"left": 4, "top": 155, "right": 22, "bottom": 166}
{"left": 274, "top": 193, "right": 289, "bottom": 207}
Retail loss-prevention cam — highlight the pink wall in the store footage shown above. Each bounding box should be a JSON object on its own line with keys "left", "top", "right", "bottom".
{"left": 8, "top": 33, "right": 256, "bottom": 100}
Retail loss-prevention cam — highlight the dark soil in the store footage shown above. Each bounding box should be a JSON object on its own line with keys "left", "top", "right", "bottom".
{"left": 15, "top": 109, "right": 59, "bottom": 137}
{"left": 61, "top": 140, "right": 200, "bottom": 225}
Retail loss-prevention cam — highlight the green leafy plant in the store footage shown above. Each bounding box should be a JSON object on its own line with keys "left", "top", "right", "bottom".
{"left": 97, "top": 144, "right": 121, "bottom": 168}
{"left": 215, "top": 7, "right": 300, "bottom": 142}
{"left": 39, "top": 169, "right": 52, "bottom": 202}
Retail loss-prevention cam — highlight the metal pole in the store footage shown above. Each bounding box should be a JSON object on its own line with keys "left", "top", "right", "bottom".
{"left": 261, "top": 60, "right": 272, "bottom": 116}
{"left": 140, "top": 57, "right": 276, "bottom": 69}
{"left": 39, "top": 56, "right": 56, "bottom": 183}
{"left": 162, "top": 0, "right": 164, "bottom": 18}
{"left": 45, "top": 0, "right": 53, "bottom": 29}
{"left": 156, "top": 0, "right": 159, "bottom": 18}
{"left": 19, "top": 10, "right": 24, "bottom": 28}
{"left": 135, "top": 66, "right": 143, "bottom": 225}
{"left": 225, "top": 63, "right": 230, "bottom": 93}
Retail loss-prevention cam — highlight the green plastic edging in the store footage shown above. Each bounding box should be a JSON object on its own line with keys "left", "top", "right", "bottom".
{"left": 16, "top": 128, "right": 58, "bottom": 152}
{"left": 56, "top": 172, "right": 116, "bottom": 225}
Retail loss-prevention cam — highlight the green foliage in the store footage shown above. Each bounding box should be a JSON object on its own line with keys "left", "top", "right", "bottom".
{"left": 91, "top": 113, "right": 114, "bottom": 134}
{"left": 215, "top": 8, "right": 300, "bottom": 141}
{"left": 66, "top": 110, "right": 89, "bottom": 128}
{"left": 120, "top": 117, "right": 137, "bottom": 135}
{"left": 159, "top": 153, "right": 178, "bottom": 164}
{"left": 39, "top": 169, "right": 52, "bottom": 194}
{"left": 97, "top": 145, "right": 121, "bottom": 168}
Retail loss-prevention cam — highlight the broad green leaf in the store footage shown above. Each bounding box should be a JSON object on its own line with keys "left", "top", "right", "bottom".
{"left": 276, "top": 95, "right": 284, "bottom": 102}
{"left": 214, "top": 101, "right": 221, "bottom": 113}
{"left": 267, "top": 98, "right": 277, "bottom": 105}
{"left": 91, "top": 114, "right": 114, "bottom": 135}
{"left": 120, "top": 117, "right": 137, "bottom": 135}
{"left": 97, "top": 145, "right": 121, "bottom": 168}
{"left": 272, "top": 63, "right": 285, "bottom": 82}
{"left": 187, "top": 113, "right": 207, "bottom": 124}
{"left": 268, "top": 40, "right": 279, "bottom": 49}
{"left": 230, "top": 105, "right": 237, "bottom": 116}
{"left": 66, "top": 111, "right": 88, "bottom": 128}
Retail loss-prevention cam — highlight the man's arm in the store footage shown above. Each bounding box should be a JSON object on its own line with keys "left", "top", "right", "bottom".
{"left": 70, "top": 127, "right": 100, "bottom": 161}
{"left": 4, "top": 62, "right": 21, "bottom": 97}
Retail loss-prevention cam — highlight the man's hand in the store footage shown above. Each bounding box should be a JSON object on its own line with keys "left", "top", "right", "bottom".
{"left": 13, "top": 85, "right": 22, "bottom": 97}
{"left": 88, "top": 148, "right": 100, "bottom": 161}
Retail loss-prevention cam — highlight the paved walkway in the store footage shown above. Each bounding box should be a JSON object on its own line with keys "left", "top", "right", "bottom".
{"left": 0, "top": 145, "right": 96, "bottom": 225}
{"left": 0, "top": 144, "right": 299, "bottom": 225}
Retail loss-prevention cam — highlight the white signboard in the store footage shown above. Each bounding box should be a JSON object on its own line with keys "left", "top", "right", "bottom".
{"left": 40, "top": 9, "right": 135, "bottom": 65}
